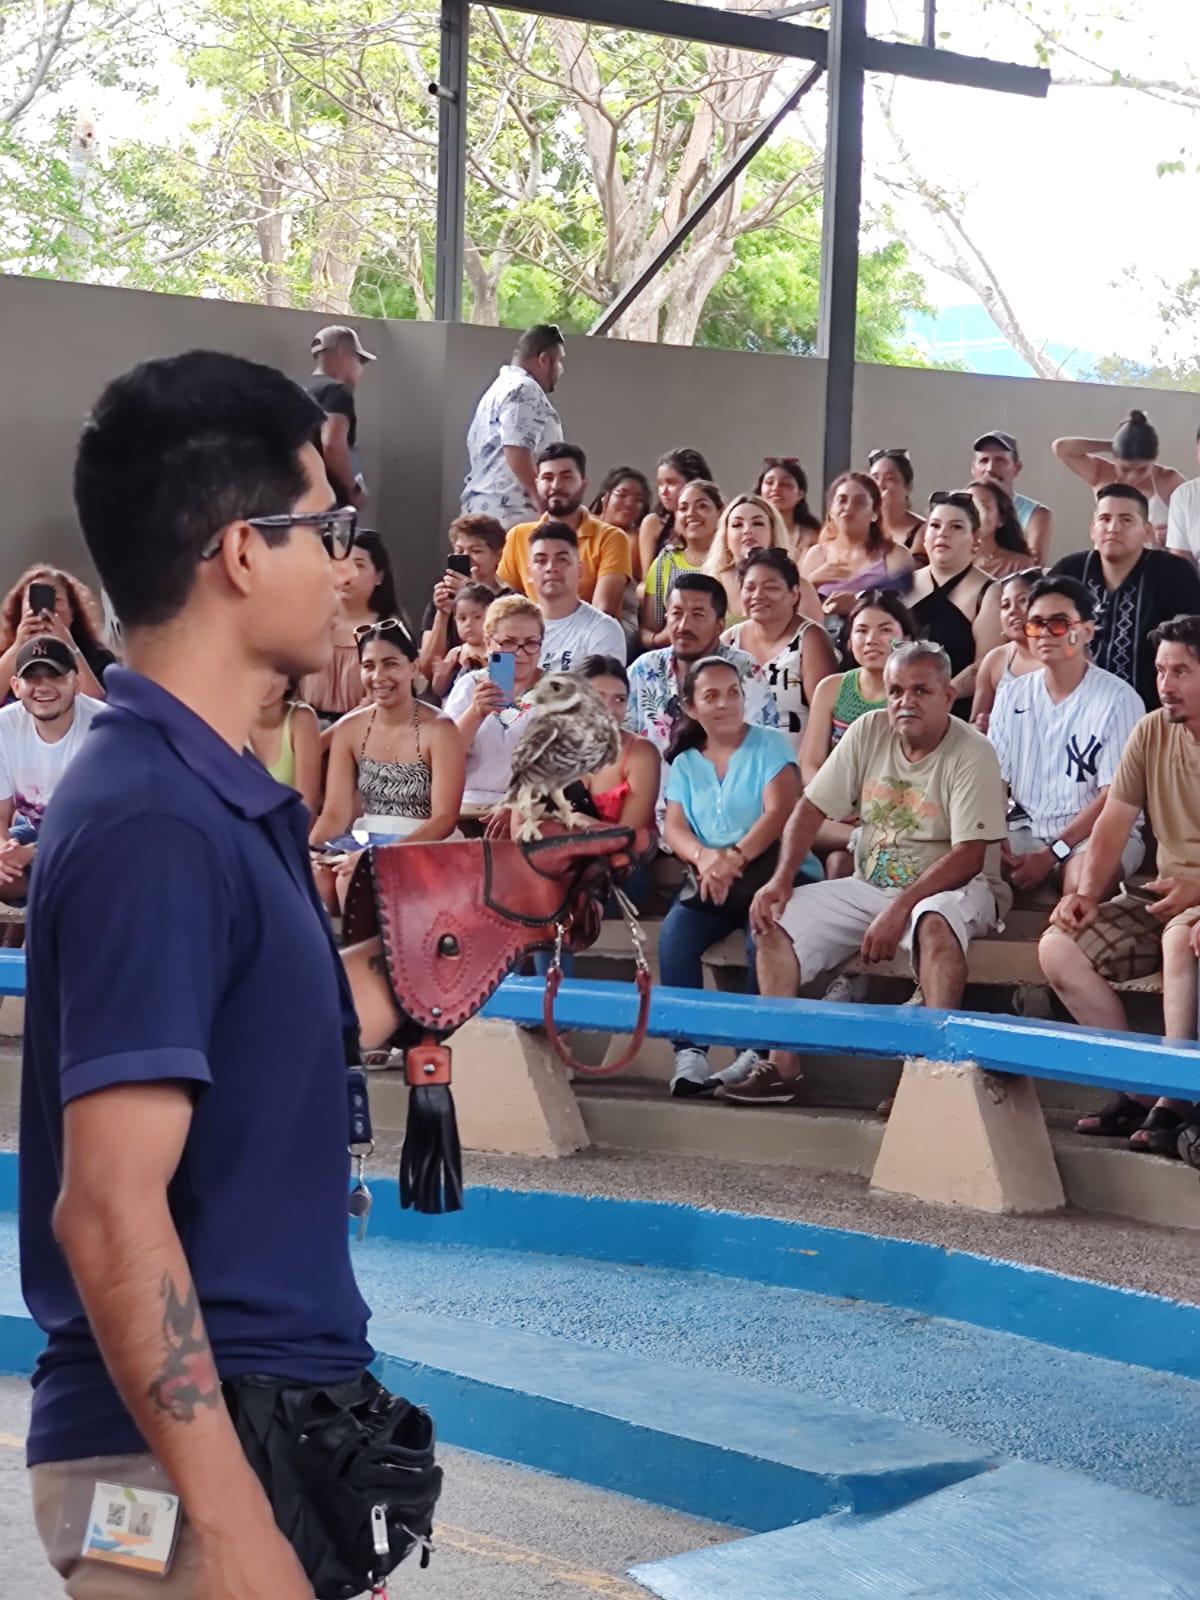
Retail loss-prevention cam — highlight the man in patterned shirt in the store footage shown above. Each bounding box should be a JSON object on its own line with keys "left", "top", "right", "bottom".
{"left": 1052, "top": 483, "right": 1200, "bottom": 708}
{"left": 625, "top": 573, "right": 779, "bottom": 827}
{"left": 461, "top": 325, "right": 566, "bottom": 527}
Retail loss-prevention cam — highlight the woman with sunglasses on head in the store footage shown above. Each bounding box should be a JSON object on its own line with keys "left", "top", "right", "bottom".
{"left": 755, "top": 457, "right": 821, "bottom": 558}
{"left": 970, "top": 567, "right": 1043, "bottom": 731}
{"left": 908, "top": 491, "right": 1003, "bottom": 719}
{"left": 298, "top": 527, "right": 398, "bottom": 727}
{"left": 638, "top": 448, "right": 714, "bottom": 581}
{"left": 801, "top": 591, "right": 918, "bottom": 881}
{"left": 867, "top": 448, "right": 925, "bottom": 556}
{"left": 641, "top": 479, "right": 725, "bottom": 648}
{"left": 968, "top": 480, "right": 1033, "bottom": 581}
{"left": 310, "top": 618, "right": 465, "bottom": 905}
{"left": 443, "top": 593, "right": 545, "bottom": 821}
{"left": 800, "top": 472, "right": 915, "bottom": 622}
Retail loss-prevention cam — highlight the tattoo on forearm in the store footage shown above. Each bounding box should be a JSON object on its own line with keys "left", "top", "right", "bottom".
{"left": 146, "top": 1273, "right": 220, "bottom": 1422}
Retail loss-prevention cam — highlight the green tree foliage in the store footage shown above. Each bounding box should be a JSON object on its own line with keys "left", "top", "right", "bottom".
{"left": 0, "top": 0, "right": 936, "bottom": 359}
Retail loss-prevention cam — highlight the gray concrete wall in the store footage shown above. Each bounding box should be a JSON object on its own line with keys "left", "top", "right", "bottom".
{"left": 4, "top": 270, "right": 1199, "bottom": 627}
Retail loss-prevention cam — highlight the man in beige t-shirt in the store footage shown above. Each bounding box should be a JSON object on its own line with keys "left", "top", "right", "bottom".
{"left": 729, "top": 642, "right": 1007, "bottom": 1105}
{"left": 1041, "top": 614, "right": 1200, "bottom": 1154}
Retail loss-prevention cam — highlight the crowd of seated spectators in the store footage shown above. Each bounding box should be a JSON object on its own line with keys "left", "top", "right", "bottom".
{"left": 18, "top": 327, "right": 1200, "bottom": 1169}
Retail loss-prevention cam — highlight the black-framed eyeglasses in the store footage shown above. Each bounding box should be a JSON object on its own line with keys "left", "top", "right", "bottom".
{"left": 928, "top": 490, "right": 976, "bottom": 512}
{"left": 200, "top": 506, "right": 358, "bottom": 562}
{"left": 868, "top": 447, "right": 910, "bottom": 466}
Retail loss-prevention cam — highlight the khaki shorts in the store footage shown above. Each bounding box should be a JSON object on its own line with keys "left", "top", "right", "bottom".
{"left": 31, "top": 1453, "right": 199, "bottom": 1598}
{"left": 1075, "top": 893, "right": 1200, "bottom": 984}
{"left": 776, "top": 873, "right": 998, "bottom": 981}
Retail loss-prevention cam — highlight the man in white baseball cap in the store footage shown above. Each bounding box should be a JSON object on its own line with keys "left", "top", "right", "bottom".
{"left": 307, "top": 325, "right": 376, "bottom": 508}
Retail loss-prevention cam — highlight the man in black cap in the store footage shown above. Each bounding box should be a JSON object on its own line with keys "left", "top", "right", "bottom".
{"left": 0, "top": 637, "right": 102, "bottom": 901}
{"left": 970, "top": 429, "right": 1053, "bottom": 563}
{"left": 307, "top": 324, "right": 376, "bottom": 509}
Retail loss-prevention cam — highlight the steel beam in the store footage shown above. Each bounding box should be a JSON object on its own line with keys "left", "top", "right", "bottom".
{"left": 817, "top": 0, "right": 866, "bottom": 493}
{"left": 864, "top": 37, "right": 1050, "bottom": 97}
{"left": 487, "top": 0, "right": 829, "bottom": 64}
{"left": 590, "top": 63, "right": 824, "bottom": 337}
{"left": 923, "top": 0, "right": 936, "bottom": 49}
{"left": 434, "top": 0, "right": 469, "bottom": 322}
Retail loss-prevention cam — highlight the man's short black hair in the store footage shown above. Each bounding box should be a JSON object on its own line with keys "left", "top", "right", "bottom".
{"left": 536, "top": 442, "right": 586, "bottom": 476}
{"left": 669, "top": 571, "right": 728, "bottom": 621}
{"left": 515, "top": 324, "right": 566, "bottom": 362}
{"left": 1095, "top": 481, "right": 1150, "bottom": 519}
{"left": 529, "top": 520, "right": 579, "bottom": 550}
{"left": 1149, "top": 613, "right": 1200, "bottom": 661}
{"left": 74, "top": 350, "right": 325, "bottom": 628}
{"left": 1026, "top": 575, "right": 1095, "bottom": 622}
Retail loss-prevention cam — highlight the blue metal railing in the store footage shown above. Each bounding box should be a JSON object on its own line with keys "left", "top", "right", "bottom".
{"left": 1, "top": 951, "right": 1195, "bottom": 1102}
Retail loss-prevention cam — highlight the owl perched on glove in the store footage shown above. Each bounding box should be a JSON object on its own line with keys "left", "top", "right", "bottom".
{"left": 503, "top": 674, "right": 620, "bottom": 842}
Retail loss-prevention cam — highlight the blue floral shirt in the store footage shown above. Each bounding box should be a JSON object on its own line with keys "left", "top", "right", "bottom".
{"left": 462, "top": 364, "right": 563, "bottom": 528}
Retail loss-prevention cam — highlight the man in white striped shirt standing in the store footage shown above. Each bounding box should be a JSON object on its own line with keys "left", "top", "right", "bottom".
{"left": 988, "top": 575, "right": 1146, "bottom": 897}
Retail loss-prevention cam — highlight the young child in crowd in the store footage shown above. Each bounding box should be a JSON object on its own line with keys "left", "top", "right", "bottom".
{"left": 430, "top": 583, "right": 492, "bottom": 702}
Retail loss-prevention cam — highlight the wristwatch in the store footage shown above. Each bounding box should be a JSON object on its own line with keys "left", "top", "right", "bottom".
{"left": 1049, "top": 838, "right": 1072, "bottom": 864}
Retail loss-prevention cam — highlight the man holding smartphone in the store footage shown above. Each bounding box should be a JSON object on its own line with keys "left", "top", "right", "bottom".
{"left": 1041, "top": 614, "right": 1200, "bottom": 1153}
{"left": 20, "top": 351, "right": 397, "bottom": 1598}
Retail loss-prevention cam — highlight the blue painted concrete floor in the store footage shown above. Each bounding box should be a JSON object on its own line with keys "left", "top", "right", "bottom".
{"left": 342, "top": 1233, "right": 1200, "bottom": 1508}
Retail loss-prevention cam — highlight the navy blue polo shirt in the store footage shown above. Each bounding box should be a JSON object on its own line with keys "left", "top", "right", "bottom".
{"left": 19, "top": 669, "right": 373, "bottom": 1466}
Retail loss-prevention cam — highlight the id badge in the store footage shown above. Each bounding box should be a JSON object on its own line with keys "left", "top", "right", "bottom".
{"left": 80, "top": 1481, "right": 182, "bottom": 1577}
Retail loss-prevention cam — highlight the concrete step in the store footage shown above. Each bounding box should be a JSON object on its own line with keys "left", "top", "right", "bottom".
{"left": 630, "top": 1460, "right": 1200, "bottom": 1599}
{"left": 576, "top": 1085, "right": 1200, "bottom": 1232}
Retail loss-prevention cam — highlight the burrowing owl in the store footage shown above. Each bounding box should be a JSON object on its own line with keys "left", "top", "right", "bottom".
{"left": 503, "top": 674, "right": 620, "bottom": 841}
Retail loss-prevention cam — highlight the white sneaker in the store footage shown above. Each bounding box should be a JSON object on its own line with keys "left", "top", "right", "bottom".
{"left": 902, "top": 985, "right": 925, "bottom": 1008}
{"left": 670, "top": 1048, "right": 714, "bottom": 1098}
{"left": 823, "top": 972, "right": 868, "bottom": 1004}
{"left": 712, "top": 1049, "right": 766, "bottom": 1088}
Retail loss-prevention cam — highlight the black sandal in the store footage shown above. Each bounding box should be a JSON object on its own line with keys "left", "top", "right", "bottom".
{"left": 1178, "top": 1120, "right": 1200, "bottom": 1169}
{"left": 1129, "top": 1105, "right": 1187, "bottom": 1157}
{"left": 1075, "top": 1093, "right": 1148, "bottom": 1138}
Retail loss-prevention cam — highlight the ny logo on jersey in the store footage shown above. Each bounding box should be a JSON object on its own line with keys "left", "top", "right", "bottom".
{"left": 1065, "top": 734, "right": 1102, "bottom": 783}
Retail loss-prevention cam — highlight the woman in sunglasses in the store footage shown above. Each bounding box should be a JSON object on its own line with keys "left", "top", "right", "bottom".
{"left": 968, "top": 480, "right": 1034, "bottom": 581}
{"left": 970, "top": 567, "right": 1043, "bottom": 731}
{"left": 867, "top": 448, "right": 925, "bottom": 557}
{"left": 298, "top": 528, "right": 399, "bottom": 727}
{"left": 755, "top": 457, "right": 821, "bottom": 558}
{"left": 907, "top": 491, "right": 1003, "bottom": 719}
{"left": 310, "top": 618, "right": 464, "bottom": 892}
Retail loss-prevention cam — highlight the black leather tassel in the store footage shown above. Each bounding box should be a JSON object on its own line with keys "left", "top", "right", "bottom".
{"left": 399, "top": 1043, "right": 463, "bottom": 1213}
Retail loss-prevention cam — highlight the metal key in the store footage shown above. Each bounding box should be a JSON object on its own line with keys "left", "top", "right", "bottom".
{"left": 348, "top": 1153, "right": 373, "bottom": 1242}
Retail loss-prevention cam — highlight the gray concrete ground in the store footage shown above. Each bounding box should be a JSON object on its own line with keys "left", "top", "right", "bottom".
{"left": 0, "top": 1381, "right": 729, "bottom": 1600}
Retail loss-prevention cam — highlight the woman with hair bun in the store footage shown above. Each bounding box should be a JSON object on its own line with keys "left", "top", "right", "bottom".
{"left": 1053, "top": 410, "right": 1185, "bottom": 548}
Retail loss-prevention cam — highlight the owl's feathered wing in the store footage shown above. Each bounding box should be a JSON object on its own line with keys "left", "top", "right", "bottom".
{"left": 509, "top": 705, "right": 618, "bottom": 791}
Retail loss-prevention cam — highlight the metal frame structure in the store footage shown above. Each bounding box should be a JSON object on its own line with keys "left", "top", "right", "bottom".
{"left": 433, "top": 0, "right": 1049, "bottom": 489}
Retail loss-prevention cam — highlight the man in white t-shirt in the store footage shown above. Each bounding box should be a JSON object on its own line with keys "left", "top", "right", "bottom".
{"left": 0, "top": 637, "right": 103, "bottom": 900}
{"left": 988, "top": 575, "right": 1146, "bottom": 898}
{"left": 1166, "top": 422, "right": 1200, "bottom": 564}
{"left": 529, "top": 522, "right": 626, "bottom": 673}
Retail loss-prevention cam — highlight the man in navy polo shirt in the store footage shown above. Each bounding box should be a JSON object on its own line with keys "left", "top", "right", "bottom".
{"left": 19, "top": 352, "right": 388, "bottom": 1597}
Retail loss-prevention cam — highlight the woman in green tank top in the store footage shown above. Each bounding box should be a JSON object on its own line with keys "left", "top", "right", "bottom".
{"left": 799, "top": 590, "right": 917, "bottom": 878}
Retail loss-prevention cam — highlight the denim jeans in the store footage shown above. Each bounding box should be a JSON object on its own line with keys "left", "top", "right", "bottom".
{"left": 658, "top": 897, "right": 758, "bottom": 1051}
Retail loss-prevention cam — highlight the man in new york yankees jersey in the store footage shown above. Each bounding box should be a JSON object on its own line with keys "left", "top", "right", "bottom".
{"left": 988, "top": 576, "right": 1145, "bottom": 898}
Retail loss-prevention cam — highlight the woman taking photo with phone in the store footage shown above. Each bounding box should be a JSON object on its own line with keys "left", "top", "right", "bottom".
{"left": 0, "top": 566, "right": 116, "bottom": 699}
{"left": 443, "top": 594, "right": 545, "bottom": 820}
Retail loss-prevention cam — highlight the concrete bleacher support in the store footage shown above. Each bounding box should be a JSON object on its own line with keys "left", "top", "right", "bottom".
{"left": 445, "top": 1017, "right": 590, "bottom": 1158}
{"left": 871, "top": 1056, "right": 1066, "bottom": 1214}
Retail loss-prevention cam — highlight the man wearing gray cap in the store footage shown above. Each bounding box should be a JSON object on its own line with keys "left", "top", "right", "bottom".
{"left": 970, "top": 429, "right": 1053, "bottom": 563}
{"left": 307, "top": 325, "right": 375, "bottom": 509}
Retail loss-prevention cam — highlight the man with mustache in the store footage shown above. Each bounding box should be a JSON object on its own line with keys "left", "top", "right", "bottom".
{"left": 1041, "top": 612, "right": 1200, "bottom": 1157}
{"left": 738, "top": 641, "right": 1006, "bottom": 1105}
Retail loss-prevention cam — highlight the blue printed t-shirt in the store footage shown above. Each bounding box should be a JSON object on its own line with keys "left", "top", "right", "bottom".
{"left": 664, "top": 724, "right": 797, "bottom": 850}
{"left": 19, "top": 669, "right": 373, "bottom": 1466}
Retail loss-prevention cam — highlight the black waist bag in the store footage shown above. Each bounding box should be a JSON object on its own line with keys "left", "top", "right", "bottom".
{"left": 223, "top": 1370, "right": 442, "bottom": 1599}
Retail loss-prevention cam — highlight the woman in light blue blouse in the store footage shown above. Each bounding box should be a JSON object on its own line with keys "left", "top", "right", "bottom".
{"left": 661, "top": 655, "right": 815, "bottom": 1100}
